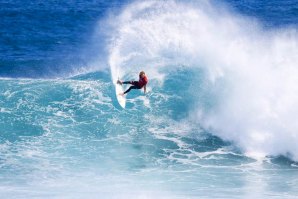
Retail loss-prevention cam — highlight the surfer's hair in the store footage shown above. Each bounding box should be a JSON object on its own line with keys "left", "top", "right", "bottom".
{"left": 139, "top": 71, "right": 145, "bottom": 76}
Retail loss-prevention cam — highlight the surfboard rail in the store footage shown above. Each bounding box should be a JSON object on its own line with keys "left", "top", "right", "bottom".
{"left": 115, "top": 83, "right": 126, "bottom": 108}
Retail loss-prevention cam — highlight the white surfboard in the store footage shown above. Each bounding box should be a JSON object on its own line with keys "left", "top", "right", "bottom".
{"left": 115, "top": 82, "right": 126, "bottom": 109}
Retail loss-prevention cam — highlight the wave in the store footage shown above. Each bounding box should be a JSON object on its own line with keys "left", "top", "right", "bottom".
{"left": 2, "top": 1, "right": 298, "bottom": 198}
{"left": 105, "top": 0, "right": 298, "bottom": 160}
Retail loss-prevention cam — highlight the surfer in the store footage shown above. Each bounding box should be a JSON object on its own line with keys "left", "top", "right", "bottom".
{"left": 117, "top": 71, "right": 148, "bottom": 96}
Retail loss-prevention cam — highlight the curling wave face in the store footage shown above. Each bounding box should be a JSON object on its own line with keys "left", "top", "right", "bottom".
{"left": 107, "top": 0, "right": 298, "bottom": 160}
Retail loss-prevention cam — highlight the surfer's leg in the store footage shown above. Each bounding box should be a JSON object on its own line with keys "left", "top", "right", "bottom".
{"left": 123, "top": 81, "right": 138, "bottom": 85}
{"left": 122, "top": 81, "right": 133, "bottom": 84}
{"left": 124, "top": 85, "right": 139, "bottom": 94}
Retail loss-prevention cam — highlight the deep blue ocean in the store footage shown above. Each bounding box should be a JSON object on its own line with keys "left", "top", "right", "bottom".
{"left": 1, "top": 0, "right": 298, "bottom": 198}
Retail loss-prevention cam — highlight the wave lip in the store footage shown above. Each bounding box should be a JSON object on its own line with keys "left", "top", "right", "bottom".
{"left": 105, "top": 0, "right": 298, "bottom": 161}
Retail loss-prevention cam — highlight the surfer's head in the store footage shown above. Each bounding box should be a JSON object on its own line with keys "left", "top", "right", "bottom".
{"left": 139, "top": 71, "right": 145, "bottom": 78}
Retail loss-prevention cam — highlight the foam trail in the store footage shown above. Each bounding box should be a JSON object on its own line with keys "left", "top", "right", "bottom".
{"left": 106, "top": 0, "right": 298, "bottom": 160}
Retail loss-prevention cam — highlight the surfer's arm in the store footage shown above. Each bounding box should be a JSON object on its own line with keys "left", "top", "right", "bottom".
{"left": 144, "top": 85, "right": 146, "bottom": 94}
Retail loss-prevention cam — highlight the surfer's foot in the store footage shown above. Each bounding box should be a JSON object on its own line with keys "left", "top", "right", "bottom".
{"left": 117, "top": 80, "right": 123, "bottom": 85}
{"left": 119, "top": 93, "right": 125, "bottom": 96}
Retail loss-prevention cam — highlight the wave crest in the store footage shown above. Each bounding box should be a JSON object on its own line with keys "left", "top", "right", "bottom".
{"left": 106, "top": 0, "right": 298, "bottom": 160}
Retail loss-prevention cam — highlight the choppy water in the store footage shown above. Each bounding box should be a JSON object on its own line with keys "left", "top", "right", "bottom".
{"left": 1, "top": 0, "right": 298, "bottom": 198}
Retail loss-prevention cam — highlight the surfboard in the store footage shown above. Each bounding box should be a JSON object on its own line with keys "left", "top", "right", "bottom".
{"left": 115, "top": 82, "right": 126, "bottom": 109}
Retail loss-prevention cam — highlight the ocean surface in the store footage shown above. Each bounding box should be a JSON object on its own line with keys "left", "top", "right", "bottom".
{"left": 1, "top": 0, "right": 298, "bottom": 198}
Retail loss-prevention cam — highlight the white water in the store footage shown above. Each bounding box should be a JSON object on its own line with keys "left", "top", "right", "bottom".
{"left": 106, "top": 0, "right": 298, "bottom": 160}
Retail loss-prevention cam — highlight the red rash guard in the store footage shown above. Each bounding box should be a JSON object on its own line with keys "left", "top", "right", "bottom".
{"left": 138, "top": 75, "right": 148, "bottom": 88}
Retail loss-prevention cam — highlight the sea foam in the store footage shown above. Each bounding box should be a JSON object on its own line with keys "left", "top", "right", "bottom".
{"left": 106, "top": 0, "right": 298, "bottom": 160}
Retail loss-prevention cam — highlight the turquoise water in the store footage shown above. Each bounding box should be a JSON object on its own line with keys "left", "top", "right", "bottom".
{"left": 1, "top": 70, "right": 298, "bottom": 198}
{"left": 1, "top": 0, "right": 298, "bottom": 198}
